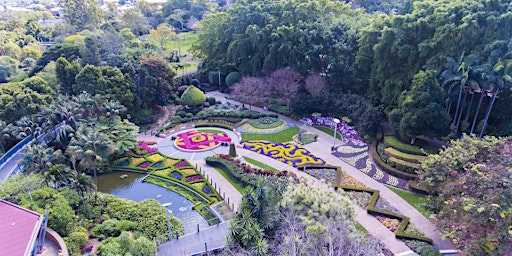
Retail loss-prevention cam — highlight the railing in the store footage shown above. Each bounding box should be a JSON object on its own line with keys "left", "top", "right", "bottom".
{"left": 154, "top": 217, "right": 223, "bottom": 247}
{"left": 0, "top": 135, "right": 33, "bottom": 168}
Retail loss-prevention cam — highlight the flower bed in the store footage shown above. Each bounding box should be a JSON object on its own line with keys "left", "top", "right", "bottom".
{"left": 302, "top": 168, "right": 337, "bottom": 183}
{"left": 185, "top": 175, "right": 203, "bottom": 183}
{"left": 241, "top": 140, "right": 326, "bottom": 167}
{"left": 139, "top": 141, "right": 158, "bottom": 153}
{"left": 174, "top": 160, "right": 191, "bottom": 169}
{"left": 170, "top": 171, "right": 183, "bottom": 180}
{"left": 139, "top": 161, "right": 152, "bottom": 168}
{"left": 333, "top": 143, "right": 407, "bottom": 189}
{"left": 152, "top": 161, "right": 164, "bottom": 168}
{"left": 174, "top": 130, "right": 231, "bottom": 151}
{"left": 300, "top": 116, "right": 365, "bottom": 146}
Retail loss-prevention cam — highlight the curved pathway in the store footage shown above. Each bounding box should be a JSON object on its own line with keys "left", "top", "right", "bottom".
{"left": 205, "top": 91, "right": 457, "bottom": 254}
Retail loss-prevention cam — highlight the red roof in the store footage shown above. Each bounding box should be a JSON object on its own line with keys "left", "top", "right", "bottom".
{"left": 0, "top": 200, "right": 43, "bottom": 256}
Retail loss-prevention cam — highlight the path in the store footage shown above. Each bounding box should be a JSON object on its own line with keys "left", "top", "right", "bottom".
{"left": 205, "top": 91, "right": 456, "bottom": 253}
{"left": 157, "top": 221, "right": 231, "bottom": 256}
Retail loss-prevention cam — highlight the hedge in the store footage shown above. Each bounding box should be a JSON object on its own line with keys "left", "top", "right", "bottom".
{"left": 384, "top": 136, "right": 426, "bottom": 156}
{"left": 371, "top": 145, "right": 418, "bottom": 180}
{"left": 205, "top": 157, "right": 255, "bottom": 187}
{"left": 337, "top": 186, "right": 433, "bottom": 244}
{"left": 195, "top": 123, "right": 234, "bottom": 130}
{"left": 384, "top": 147, "right": 428, "bottom": 163}
{"left": 407, "top": 181, "right": 431, "bottom": 195}
{"left": 387, "top": 157, "right": 420, "bottom": 174}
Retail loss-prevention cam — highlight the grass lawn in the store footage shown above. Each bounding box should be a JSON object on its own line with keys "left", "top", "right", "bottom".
{"left": 213, "top": 167, "right": 245, "bottom": 194}
{"left": 355, "top": 222, "right": 368, "bottom": 232}
{"left": 387, "top": 186, "right": 432, "bottom": 218}
{"left": 315, "top": 126, "right": 343, "bottom": 140}
{"left": 164, "top": 32, "right": 199, "bottom": 52}
{"left": 241, "top": 127, "right": 300, "bottom": 142}
{"left": 197, "top": 129, "right": 225, "bottom": 134}
{"left": 243, "top": 156, "right": 281, "bottom": 172}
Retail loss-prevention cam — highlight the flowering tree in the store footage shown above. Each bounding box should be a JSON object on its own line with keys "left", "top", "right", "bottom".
{"left": 304, "top": 73, "right": 327, "bottom": 96}
{"left": 266, "top": 67, "right": 301, "bottom": 108}
{"left": 231, "top": 76, "right": 269, "bottom": 110}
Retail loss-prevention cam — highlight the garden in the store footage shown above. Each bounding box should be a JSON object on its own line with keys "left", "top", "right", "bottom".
{"left": 174, "top": 130, "right": 232, "bottom": 151}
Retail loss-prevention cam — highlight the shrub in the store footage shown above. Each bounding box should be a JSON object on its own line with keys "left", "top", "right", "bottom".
{"left": 384, "top": 136, "right": 426, "bottom": 155}
{"left": 129, "top": 236, "right": 157, "bottom": 256}
{"left": 371, "top": 145, "right": 417, "bottom": 180}
{"left": 225, "top": 71, "right": 241, "bottom": 86}
{"left": 404, "top": 240, "right": 441, "bottom": 256}
{"left": 206, "top": 96, "right": 216, "bottom": 105}
{"left": 91, "top": 219, "right": 122, "bottom": 239}
{"left": 191, "top": 79, "right": 200, "bottom": 86}
{"left": 181, "top": 85, "right": 206, "bottom": 107}
{"left": 185, "top": 113, "right": 193, "bottom": 118}
{"left": 384, "top": 147, "right": 428, "bottom": 163}
{"left": 176, "top": 110, "right": 187, "bottom": 118}
{"left": 64, "top": 227, "right": 88, "bottom": 255}
{"left": 229, "top": 143, "right": 236, "bottom": 157}
{"left": 387, "top": 157, "right": 419, "bottom": 174}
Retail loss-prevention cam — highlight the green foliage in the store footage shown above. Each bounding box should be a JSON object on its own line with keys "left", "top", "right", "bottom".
{"left": 205, "top": 156, "right": 255, "bottom": 188}
{"left": 384, "top": 147, "right": 427, "bottom": 163}
{"left": 389, "top": 70, "right": 450, "bottom": 139}
{"left": 225, "top": 71, "right": 241, "bottom": 86}
{"left": 129, "top": 235, "right": 157, "bottom": 256}
{"left": 419, "top": 136, "right": 512, "bottom": 254}
{"left": 29, "top": 43, "right": 81, "bottom": 76}
{"left": 383, "top": 136, "right": 426, "bottom": 156}
{"left": 180, "top": 85, "right": 206, "bottom": 107}
{"left": 229, "top": 143, "right": 236, "bottom": 157}
{"left": 64, "top": 227, "right": 89, "bottom": 255}
{"left": 0, "top": 56, "right": 19, "bottom": 82}
{"left": 91, "top": 218, "right": 137, "bottom": 240}
{"left": 371, "top": 144, "right": 417, "bottom": 180}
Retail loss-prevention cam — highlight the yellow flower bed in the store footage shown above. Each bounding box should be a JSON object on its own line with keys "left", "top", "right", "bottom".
{"left": 165, "top": 158, "right": 179, "bottom": 167}
{"left": 130, "top": 157, "right": 145, "bottom": 167}
{"left": 147, "top": 153, "right": 165, "bottom": 162}
{"left": 153, "top": 168, "right": 172, "bottom": 177}
{"left": 190, "top": 182, "right": 205, "bottom": 191}
{"left": 181, "top": 168, "right": 197, "bottom": 176}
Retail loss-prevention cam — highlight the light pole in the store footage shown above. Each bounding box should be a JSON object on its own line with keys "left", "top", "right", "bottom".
{"left": 332, "top": 118, "right": 340, "bottom": 151}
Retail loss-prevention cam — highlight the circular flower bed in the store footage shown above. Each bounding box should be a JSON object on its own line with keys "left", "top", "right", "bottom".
{"left": 174, "top": 130, "right": 232, "bottom": 152}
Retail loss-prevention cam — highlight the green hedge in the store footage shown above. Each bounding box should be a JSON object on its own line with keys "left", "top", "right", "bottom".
{"left": 384, "top": 148, "right": 428, "bottom": 163}
{"left": 371, "top": 145, "right": 418, "bottom": 180}
{"left": 195, "top": 123, "right": 234, "bottom": 130}
{"left": 205, "top": 157, "right": 255, "bottom": 187}
{"left": 408, "top": 181, "right": 431, "bottom": 195}
{"left": 338, "top": 186, "right": 433, "bottom": 244}
{"left": 268, "top": 104, "right": 292, "bottom": 116}
{"left": 387, "top": 157, "right": 420, "bottom": 174}
{"left": 384, "top": 136, "right": 426, "bottom": 156}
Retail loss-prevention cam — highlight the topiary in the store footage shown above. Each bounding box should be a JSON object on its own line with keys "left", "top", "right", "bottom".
{"left": 229, "top": 143, "right": 236, "bottom": 157}
{"left": 191, "top": 79, "right": 200, "bottom": 86}
{"left": 180, "top": 85, "right": 206, "bottom": 107}
{"left": 225, "top": 71, "right": 241, "bottom": 86}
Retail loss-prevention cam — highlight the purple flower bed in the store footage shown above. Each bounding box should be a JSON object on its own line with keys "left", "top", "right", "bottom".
{"left": 174, "top": 160, "right": 190, "bottom": 169}
{"left": 185, "top": 175, "right": 203, "bottom": 183}
{"left": 152, "top": 161, "right": 164, "bottom": 168}
{"left": 139, "top": 161, "right": 152, "bottom": 168}
{"left": 147, "top": 148, "right": 158, "bottom": 153}
{"left": 202, "top": 185, "right": 214, "bottom": 194}
{"left": 170, "top": 171, "right": 183, "bottom": 180}
{"left": 299, "top": 116, "right": 366, "bottom": 146}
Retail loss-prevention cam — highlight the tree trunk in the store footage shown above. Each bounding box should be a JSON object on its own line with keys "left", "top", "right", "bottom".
{"left": 479, "top": 88, "right": 499, "bottom": 138}
{"left": 470, "top": 92, "right": 485, "bottom": 135}
{"left": 464, "top": 92, "right": 474, "bottom": 124}
{"left": 455, "top": 89, "right": 468, "bottom": 130}
{"left": 453, "top": 85, "right": 463, "bottom": 128}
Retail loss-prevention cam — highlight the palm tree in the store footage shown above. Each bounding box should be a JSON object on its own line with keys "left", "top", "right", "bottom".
{"left": 479, "top": 58, "right": 512, "bottom": 137}
{"left": 21, "top": 143, "right": 56, "bottom": 174}
{"left": 70, "top": 171, "right": 94, "bottom": 200}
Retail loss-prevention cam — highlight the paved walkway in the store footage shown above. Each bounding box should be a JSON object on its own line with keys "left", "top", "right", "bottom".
{"left": 158, "top": 221, "right": 231, "bottom": 256}
{"left": 205, "top": 91, "right": 456, "bottom": 253}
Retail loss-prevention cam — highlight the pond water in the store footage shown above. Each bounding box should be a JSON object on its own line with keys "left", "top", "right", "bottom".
{"left": 97, "top": 171, "right": 209, "bottom": 235}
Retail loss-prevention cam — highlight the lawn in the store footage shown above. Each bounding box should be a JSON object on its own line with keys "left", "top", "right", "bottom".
{"left": 387, "top": 186, "right": 432, "bottom": 218}
{"left": 164, "top": 32, "right": 199, "bottom": 52}
{"left": 315, "top": 126, "right": 343, "bottom": 140}
{"left": 241, "top": 127, "right": 300, "bottom": 142}
{"left": 243, "top": 156, "right": 280, "bottom": 172}
{"left": 213, "top": 167, "right": 246, "bottom": 194}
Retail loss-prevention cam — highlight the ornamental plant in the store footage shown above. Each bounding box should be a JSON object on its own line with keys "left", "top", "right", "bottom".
{"left": 180, "top": 85, "right": 206, "bottom": 107}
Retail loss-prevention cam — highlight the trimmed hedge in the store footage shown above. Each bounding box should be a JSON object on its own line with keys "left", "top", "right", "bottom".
{"left": 384, "top": 136, "right": 426, "bottom": 156}
{"left": 408, "top": 181, "right": 431, "bottom": 195}
{"left": 195, "top": 123, "right": 234, "bottom": 130}
{"left": 371, "top": 145, "right": 417, "bottom": 180}
{"left": 181, "top": 85, "right": 206, "bottom": 107}
{"left": 205, "top": 156, "right": 255, "bottom": 188}
{"left": 338, "top": 185, "right": 433, "bottom": 244}
{"left": 388, "top": 157, "right": 420, "bottom": 174}
{"left": 384, "top": 147, "right": 428, "bottom": 163}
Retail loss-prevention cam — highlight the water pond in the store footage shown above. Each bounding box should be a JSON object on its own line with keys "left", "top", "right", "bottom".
{"left": 97, "top": 171, "right": 209, "bottom": 234}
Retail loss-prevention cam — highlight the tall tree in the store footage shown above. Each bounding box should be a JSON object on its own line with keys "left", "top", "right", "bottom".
{"left": 231, "top": 76, "right": 269, "bottom": 110}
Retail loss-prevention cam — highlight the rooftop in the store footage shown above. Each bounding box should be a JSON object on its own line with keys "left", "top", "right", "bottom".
{"left": 0, "top": 200, "right": 44, "bottom": 256}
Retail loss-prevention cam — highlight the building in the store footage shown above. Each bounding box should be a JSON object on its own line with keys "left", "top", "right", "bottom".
{"left": 0, "top": 200, "right": 48, "bottom": 256}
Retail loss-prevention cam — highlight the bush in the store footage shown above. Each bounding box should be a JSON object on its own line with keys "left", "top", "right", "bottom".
{"left": 384, "top": 136, "right": 426, "bottom": 155}
{"left": 181, "top": 85, "right": 206, "bottom": 107}
{"left": 191, "top": 79, "right": 200, "bottom": 86}
{"left": 206, "top": 96, "right": 216, "bottom": 105}
{"left": 384, "top": 147, "right": 428, "bottom": 163}
{"left": 371, "top": 145, "right": 417, "bottom": 180}
{"left": 229, "top": 143, "right": 236, "bottom": 157}
{"left": 185, "top": 113, "right": 193, "bottom": 118}
{"left": 91, "top": 219, "right": 122, "bottom": 239}
{"left": 225, "top": 71, "right": 241, "bottom": 86}
{"left": 64, "top": 227, "right": 88, "bottom": 255}
{"left": 387, "top": 157, "right": 420, "bottom": 174}
{"left": 404, "top": 240, "right": 441, "bottom": 256}
{"left": 176, "top": 110, "right": 187, "bottom": 118}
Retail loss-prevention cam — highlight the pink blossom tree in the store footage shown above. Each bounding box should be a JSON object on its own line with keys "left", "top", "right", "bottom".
{"left": 266, "top": 67, "right": 301, "bottom": 108}
{"left": 231, "top": 76, "right": 269, "bottom": 110}
{"left": 304, "top": 73, "right": 327, "bottom": 96}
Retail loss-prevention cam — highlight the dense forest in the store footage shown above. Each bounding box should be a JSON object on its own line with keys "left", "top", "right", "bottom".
{"left": 0, "top": 0, "right": 511, "bottom": 255}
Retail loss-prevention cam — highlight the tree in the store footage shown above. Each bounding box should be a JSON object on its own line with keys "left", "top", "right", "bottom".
{"left": 61, "top": 0, "right": 103, "bottom": 32}
{"left": 136, "top": 56, "right": 176, "bottom": 106}
{"left": 81, "top": 36, "right": 101, "bottom": 66}
{"left": 0, "top": 174, "right": 44, "bottom": 205}
{"left": 419, "top": 136, "right": 512, "bottom": 254}
{"left": 231, "top": 76, "right": 269, "bottom": 110}
{"left": 266, "top": 67, "right": 301, "bottom": 108}
{"left": 55, "top": 57, "right": 81, "bottom": 95}
{"left": 304, "top": 73, "right": 327, "bottom": 96}
{"left": 389, "top": 70, "right": 451, "bottom": 141}
{"left": 147, "top": 24, "right": 176, "bottom": 50}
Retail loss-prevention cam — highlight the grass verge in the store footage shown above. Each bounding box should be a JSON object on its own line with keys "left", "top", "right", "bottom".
{"left": 241, "top": 127, "right": 300, "bottom": 142}
{"left": 213, "top": 167, "right": 246, "bottom": 194}
{"left": 314, "top": 126, "right": 343, "bottom": 140}
{"left": 387, "top": 186, "right": 431, "bottom": 218}
{"left": 243, "top": 156, "right": 280, "bottom": 172}
{"left": 197, "top": 129, "right": 225, "bottom": 134}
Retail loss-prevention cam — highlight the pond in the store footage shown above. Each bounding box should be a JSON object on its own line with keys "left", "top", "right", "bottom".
{"left": 97, "top": 171, "right": 209, "bottom": 235}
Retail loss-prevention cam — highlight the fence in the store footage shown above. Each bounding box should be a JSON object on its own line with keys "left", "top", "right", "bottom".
{"left": 0, "top": 135, "right": 33, "bottom": 168}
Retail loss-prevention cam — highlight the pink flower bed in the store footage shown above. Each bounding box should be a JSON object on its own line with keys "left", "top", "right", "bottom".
{"left": 174, "top": 130, "right": 231, "bottom": 151}
{"left": 185, "top": 175, "right": 203, "bottom": 183}
{"left": 138, "top": 141, "right": 158, "bottom": 153}
{"left": 174, "top": 160, "right": 190, "bottom": 169}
